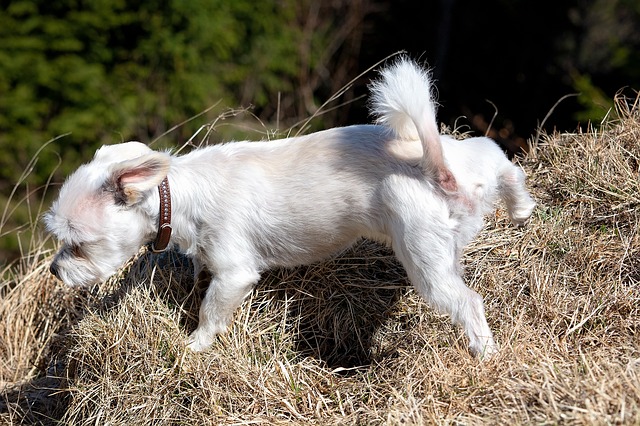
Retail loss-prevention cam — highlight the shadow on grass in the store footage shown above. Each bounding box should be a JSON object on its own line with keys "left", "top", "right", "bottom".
{"left": 165, "top": 240, "right": 410, "bottom": 371}
{"left": 1, "top": 240, "right": 410, "bottom": 423}
{"left": 255, "top": 241, "right": 410, "bottom": 371}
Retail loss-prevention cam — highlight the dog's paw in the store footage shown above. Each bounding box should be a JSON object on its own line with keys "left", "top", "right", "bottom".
{"left": 477, "top": 341, "right": 499, "bottom": 360}
{"left": 509, "top": 199, "right": 536, "bottom": 227}
{"left": 186, "top": 329, "right": 214, "bottom": 352}
{"left": 469, "top": 336, "right": 499, "bottom": 360}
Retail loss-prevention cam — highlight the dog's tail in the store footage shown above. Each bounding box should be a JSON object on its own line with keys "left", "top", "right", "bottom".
{"left": 369, "top": 57, "right": 457, "bottom": 192}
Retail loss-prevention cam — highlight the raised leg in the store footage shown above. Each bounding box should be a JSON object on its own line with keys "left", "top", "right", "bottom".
{"left": 499, "top": 166, "right": 536, "bottom": 226}
{"left": 187, "top": 268, "right": 260, "bottom": 351}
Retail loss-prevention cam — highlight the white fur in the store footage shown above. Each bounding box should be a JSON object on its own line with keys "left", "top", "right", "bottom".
{"left": 370, "top": 57, "right": 456, "bottom": 193}
{"left": 45, "top": 58, "right": 535, "bottom": 358}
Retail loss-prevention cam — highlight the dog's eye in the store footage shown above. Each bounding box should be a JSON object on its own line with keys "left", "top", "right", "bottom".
{"left": 69, "top": 244, "right": 85, "bottom": 258}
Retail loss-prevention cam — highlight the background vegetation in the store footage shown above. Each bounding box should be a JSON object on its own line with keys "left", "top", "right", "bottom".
{"left": 1, "top": 0, "right": 639, "bottom": 260}
{"left": 0, "top": 0, "right": 369, "bottom": 259}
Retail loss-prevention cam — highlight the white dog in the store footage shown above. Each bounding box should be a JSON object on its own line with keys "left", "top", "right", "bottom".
{"left": 45, "top": 58, "right": 535, "bottom": 357}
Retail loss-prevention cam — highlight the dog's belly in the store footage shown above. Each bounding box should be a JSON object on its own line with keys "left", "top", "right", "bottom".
{"left": 255, "top": 230, "right": 361, "bottom": 268}
{"left": 248, "top": 193, "right": 385, "bottom": 268}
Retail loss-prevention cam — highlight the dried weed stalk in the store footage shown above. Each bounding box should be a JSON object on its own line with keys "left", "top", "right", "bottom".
{"left": 2, "top": 99, "right": 639, "bottom": 424}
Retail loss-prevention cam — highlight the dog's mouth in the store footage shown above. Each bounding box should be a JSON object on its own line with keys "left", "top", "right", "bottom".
{"left": 49, "top": 255, "right": 103, "bottom": 288}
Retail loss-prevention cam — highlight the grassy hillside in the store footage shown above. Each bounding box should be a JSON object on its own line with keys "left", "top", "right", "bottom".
{"left": 1, "top": 100, "right": 639, "bottom": 424}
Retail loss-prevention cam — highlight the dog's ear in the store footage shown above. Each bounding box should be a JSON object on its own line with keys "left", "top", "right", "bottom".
{"left": 106, "top": 152, "right": 170, "bottom": 205}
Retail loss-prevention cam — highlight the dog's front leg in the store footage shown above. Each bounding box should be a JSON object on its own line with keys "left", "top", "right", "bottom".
{"left": 187, "top": 268, "right": 260, "bottom": 351}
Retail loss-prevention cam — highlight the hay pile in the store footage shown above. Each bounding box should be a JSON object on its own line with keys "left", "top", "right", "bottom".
{"left": 1, "top": 102, "right": 639, "bottom": 424}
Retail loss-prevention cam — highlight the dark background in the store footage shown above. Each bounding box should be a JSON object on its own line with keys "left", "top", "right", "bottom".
{"left": 351, "top": 0, "right": 640, "bottom": 151}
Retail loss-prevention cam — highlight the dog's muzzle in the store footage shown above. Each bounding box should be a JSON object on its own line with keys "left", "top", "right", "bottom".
{"left": 49, "top": 261, "right": 60, "bottom": 279}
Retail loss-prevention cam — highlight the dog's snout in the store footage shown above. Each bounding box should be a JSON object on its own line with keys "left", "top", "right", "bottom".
{"left": 49, "top": 262, "right": 60, "bottom": 279}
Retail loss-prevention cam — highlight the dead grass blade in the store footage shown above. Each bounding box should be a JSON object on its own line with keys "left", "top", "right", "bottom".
{"left": 2, "top": 102, "right": 640, "bottom": 425}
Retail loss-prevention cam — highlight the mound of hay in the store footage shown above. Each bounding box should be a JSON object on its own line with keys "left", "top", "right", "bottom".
{"left": 1, "top": 102, "right": 639, "bottom": 424}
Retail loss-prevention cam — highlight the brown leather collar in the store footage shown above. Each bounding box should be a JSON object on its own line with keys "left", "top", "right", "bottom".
{"left": 152, "top": 177, "right": 172, "bottom": 252}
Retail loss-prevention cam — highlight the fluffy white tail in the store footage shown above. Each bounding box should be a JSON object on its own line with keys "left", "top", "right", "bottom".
{"left": 370, "top": 57, "right": 457, "bottom": 192}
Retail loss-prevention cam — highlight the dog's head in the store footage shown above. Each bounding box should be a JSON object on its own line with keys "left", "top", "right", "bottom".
{"left": 45, "top": 142, "right": 170, "bottom": 287}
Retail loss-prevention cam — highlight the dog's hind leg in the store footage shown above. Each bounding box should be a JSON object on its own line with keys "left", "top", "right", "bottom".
{"left": 187, "top": 268, "right": 260, "bottom": 351}
{"left": 389, "top": 214, "right": 498, "bottom": 358}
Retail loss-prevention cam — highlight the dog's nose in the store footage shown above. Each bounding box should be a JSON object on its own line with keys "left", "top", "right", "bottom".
{"left": 49, "top": 262, "right": 60, "bottom": 279}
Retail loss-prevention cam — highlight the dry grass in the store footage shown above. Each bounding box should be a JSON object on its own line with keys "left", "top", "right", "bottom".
{"left": 2, "top": 100, "right": 640, "bottom": 425}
